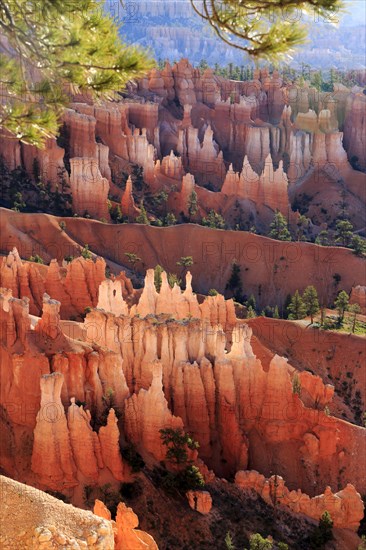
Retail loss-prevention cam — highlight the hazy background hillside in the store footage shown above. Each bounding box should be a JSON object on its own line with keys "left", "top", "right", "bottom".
{"left": 107, "top": 0, "right": 366, "bottom": 69}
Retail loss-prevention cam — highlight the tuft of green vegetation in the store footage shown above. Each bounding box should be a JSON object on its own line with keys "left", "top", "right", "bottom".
{"left": 202, "top": 209, "right": 226, "bottom": 229}
{"left": 335, "top": 219, "right": 353, "bottom": 247}
{"left": 29, "top": 254, "right": 44, "bottom": 264}
{"left": 292, "top": 373, "right": 302, "bottom": 396}
{"left": 124, "top": 252, "right": 142, "bottom": 271}
{"left": 208, "top": 289, "right": 218, "bottom": 296}
{"left": 167, "top": 273, "right": 182, "bottom": 289}
{"left": 81, "top": 244, "right": 92, "bottom": 260}
{"left": 225, "top": 531, "right": 236, "bottom": 550}
{"left": 245, "top": 533, "right": 273, "bottom": 549}
{"left": 154, "top": 264, "right": 164, "bottom": 292}
{"left": 352, "top": 235, "right": 366, "bottom": 257}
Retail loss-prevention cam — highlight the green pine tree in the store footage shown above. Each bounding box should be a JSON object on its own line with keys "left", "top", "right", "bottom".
{"left": 202, "top": 209, "right": 226, "bottom": 229}
{"left": 191, "top": 0, "right": 342, "bottom": 59}
{"left": 311, "top": 70, "right": 323, "bottom": 91}
{"left": 226, "top": 260, "right": 243, "bottom": 301}
{"left": 136, "top": 202, "right": 150, "bottom": 225}
{"left": 268, "top": 211, "right": 291, "bottom": 241}
{"left": 124, "top": 252, "right": 142, "bottom": 271}
{"left": 349, "top": 303, "right": 361, "bottom": 333}
{"left": 176, "top": 256, "right": 194, "bottom": 279}
{"left": 247, "top": 533, "right": 273, "bottom": 550}
{"left": 225, "top": 532, "right": 236, "bottom": 550}
{"left": 160, "top": 427, "right": 199, "bottom": 464}
{"left": 315, "top": 230, "right": 330, "bottom": 246}
{"left": 302, "top": 286, "right": 320, "bottom": 324}
{"left": 165, "top": 212, "right": 177, "bottom": 226}
{"left": 287, "top": 290, "right": 307, "bottom": 320}
{"left": 296, "top": 214, "right": 310, "bottom": 241}
{"left": 0, "top": 0, "right": 153, "bottom": 146}
{"left": 334, "top": 290, "right": 349, "bottom": 323}
{"left": 335, "top": 219, "right": 353, "bottom": 247}
{"left": 154, "top": 265, "right": 164, "bottom": 293}
{"left": 247, "top": 305, "right": 256, "bottom": 318}
{"left": 351, "top": 235, "right": 366, "bottom": 256}
{"left": 187, "top": 191, "right": 198, "bottom": 220}
{"left": 246, "top": 294, "right": 257, "bottom": 311}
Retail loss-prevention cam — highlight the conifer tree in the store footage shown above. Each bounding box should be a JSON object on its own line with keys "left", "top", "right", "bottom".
{"left": 287, "top": 290, "right": 307, "bottom": 320}
{"left": 124, "top": 252, "right": 142, "bottom": 271}
{"left": 349, "top": 303, "right": 361, "bottom": 333}
{"left": 0, "top": 0, "right": 153, "bottom": 146}
{"left": 302, "top": 286, "right": 320, "bottom": 324}
{"left": 315, "top": 230, "right": 330, "bottom": 246}
{"left": 187, "top": 191, "right": 198, "bottom": 220}
{"left": 335, "top": 219, "right": 353, "bottom": 247}
{"left": 247, "top": 306, "right": 256, "bottom": 318}
{"left": 190, "top": 0, "right": 342, "bottom": 59}
{"left": 268, "top": 211, "right": 291, "bottom": 241}
{"left": 176, "top": 256, "right": 194, "bottom": 279}
{"left": 154, "top": 265, "right": 164, "bottom": 293}
{"left": 202, "top": 209, "right": 225, "bottom": 229}
{"left": 246, "top": 294, "right": 257, "bottom": 311}
{"left": 351, "top": 235, "right": 366, "bottom": 256}
{"left": 165, "top": 213, "right": 177, "bottom": 226}
{"left": 334, "top": 291, "right": 349, "bottom": 323}
{"left": 136, "top": 202, "right": 150, "bottom": 224}
{"left": 226, "top": 260, "right": 243, "bottom": 301}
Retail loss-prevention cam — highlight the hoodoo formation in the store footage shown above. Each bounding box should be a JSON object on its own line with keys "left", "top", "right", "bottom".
{"left": 0, "top": 1, "right": 365, "bottom": 547}
{"left": 1, "top": 61, "right": 366, "bottom": 233}
{"left": 0, "top": 253, "right": 365, "bottom": 547}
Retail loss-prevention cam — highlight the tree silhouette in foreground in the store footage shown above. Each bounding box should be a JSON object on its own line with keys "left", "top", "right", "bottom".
{"left": 190, "top": 0, "right": 343, "bottom": 59}
{"left": 0, "top": 0, "right": 153, "bottom": 146}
